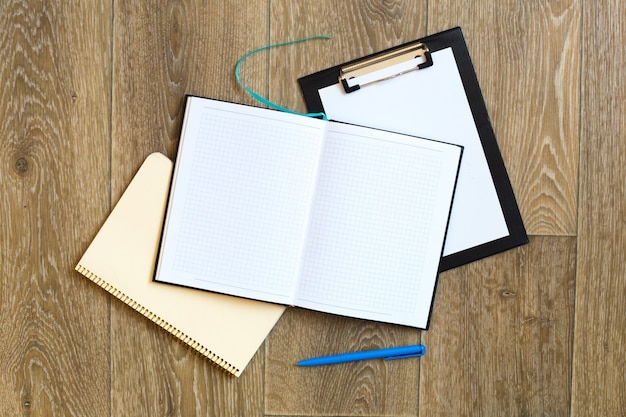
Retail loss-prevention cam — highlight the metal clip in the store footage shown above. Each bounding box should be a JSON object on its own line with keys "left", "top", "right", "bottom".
{"left": 339, "top": 42, "right": 433, "bottom": 93}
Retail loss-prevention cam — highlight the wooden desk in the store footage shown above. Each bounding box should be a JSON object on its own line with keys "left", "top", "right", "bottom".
{"left": 1, "top": 1, "right": 624, "bottom": 416}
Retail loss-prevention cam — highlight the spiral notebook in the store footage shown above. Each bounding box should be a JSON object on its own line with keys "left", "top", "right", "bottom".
{"left": 75, "top": 152, "right": 285, "bottom": 376}
{"left": 154, "top": 97, "right": 462, "bottom": 329}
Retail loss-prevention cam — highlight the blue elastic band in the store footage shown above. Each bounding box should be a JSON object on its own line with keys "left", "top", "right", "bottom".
{"left": 235, "top": 36, "right": 331, "bottom": 120}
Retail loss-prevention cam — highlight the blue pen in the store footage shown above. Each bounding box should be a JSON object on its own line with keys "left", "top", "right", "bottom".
{"left": 297, "top": 344, "right": 426, "bottom": 367}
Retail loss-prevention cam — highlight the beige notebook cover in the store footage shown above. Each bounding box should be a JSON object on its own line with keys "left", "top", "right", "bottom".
{"left": 75, "top": 152, "right": 285, "bottom": 376}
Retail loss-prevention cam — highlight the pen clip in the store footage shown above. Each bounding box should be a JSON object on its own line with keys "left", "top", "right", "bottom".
{"left": 383, "top": 346, "right": 426, "bottom": 360}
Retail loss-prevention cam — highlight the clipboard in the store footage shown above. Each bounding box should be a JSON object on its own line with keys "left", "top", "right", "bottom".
{"left": 299, "top": 27, "right": 528, "bottom": 271}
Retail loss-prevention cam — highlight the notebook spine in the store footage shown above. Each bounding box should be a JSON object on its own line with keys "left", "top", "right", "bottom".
{"left": 75, "top": 264, "right": 240, "bottom": 376}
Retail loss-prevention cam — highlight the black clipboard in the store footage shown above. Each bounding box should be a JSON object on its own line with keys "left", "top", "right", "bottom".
{"left": 299, "top": 27, "right": 527, "bottom": 271}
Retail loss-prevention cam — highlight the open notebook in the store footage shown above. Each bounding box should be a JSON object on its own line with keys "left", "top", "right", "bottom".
{"left": 155, "top": 96, "right": 462, "bottom": 329}
{"left": 75, "top": 153, "right": 285, "bottom": 376}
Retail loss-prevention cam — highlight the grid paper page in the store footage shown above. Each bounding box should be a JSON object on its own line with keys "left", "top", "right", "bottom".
{"left": 296, "top": 122, "right": 461, "bottom": 327}
{"left": 156, "top": 98, "right": 325, "bottom": 305}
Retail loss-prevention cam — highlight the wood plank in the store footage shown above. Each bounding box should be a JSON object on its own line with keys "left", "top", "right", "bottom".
{"left": 266, "top": 2, "right": 426, "bottom": 415}
{"left": 0, "top": 1, "right": 111, "bottom": 416}
{"left": 110, "top": 1, "right": 269, "bottom": 415}
{"left": 112, "top": 0, "right": 268, "bottom": 198}
{"left": 420, "top": 236, "right": 576, "bottom": 416}
{"left": 572, "top": 0, "right": 626, "bottom": 414}
{"left": 429, "top": 1, "right": 581, "bottom": 236}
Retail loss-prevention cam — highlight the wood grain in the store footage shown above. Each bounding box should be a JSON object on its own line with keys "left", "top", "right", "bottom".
{"left": 0, "top": 1, "right": 111, "bottom": 416}
{"left": 110, "top": 1, "right": 269, "bottom": 415}
{"left": 269, "top": 0, "right": 427, "bottom": 114}
{"left": 420, "top": 236, "right": 576, "bottom": 416}
{"left": 429, "top": 0, "right": 581, "bottom": 236}
{"left": 110, "top": 301, "right": 267, "bottom": 416}
{"left": 265, "top": 310, "right": 420, "bottom": 416}
{"left": 112, "top": 0, "right": 269, "bottom": 197}
{"left": 572, "top": 0, "right": 626, "bottom": 415}
{"left": 1, "top": 1, "right": 625, "bottom": 416}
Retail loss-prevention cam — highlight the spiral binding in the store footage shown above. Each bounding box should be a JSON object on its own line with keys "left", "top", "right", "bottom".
{"left": 75, "top": 264, "right": 240, "bottom": 376}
